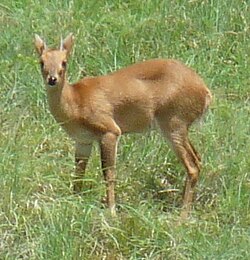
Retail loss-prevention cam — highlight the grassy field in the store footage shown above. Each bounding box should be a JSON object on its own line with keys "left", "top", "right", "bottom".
{"left": 0, "top": 0, "right": 249, "bottom": 259}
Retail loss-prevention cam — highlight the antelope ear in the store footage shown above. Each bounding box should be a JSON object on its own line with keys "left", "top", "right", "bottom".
{"left": 34, "top": 34, "right": 47, "bottom": 56}
{"left": 60, "top": 33, "right": 74, "bottom": 56}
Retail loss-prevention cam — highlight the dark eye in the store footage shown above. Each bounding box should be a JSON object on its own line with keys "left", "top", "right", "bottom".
{"left": 62, "top": 61, "right": 67, "bottom": 68}
{"left": 40, "top": 61, "right": 44, "bottom": 69}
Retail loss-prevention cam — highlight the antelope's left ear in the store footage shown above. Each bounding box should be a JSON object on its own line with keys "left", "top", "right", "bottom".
{"left": 60, "top": 33, "right": 74, "bottom": 56}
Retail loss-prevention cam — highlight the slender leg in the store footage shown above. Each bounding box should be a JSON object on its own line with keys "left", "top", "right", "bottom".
{"left": 159, "top": 119, "right": 200, "bottom": 219}
{"left": 189, "top": 139, "right": 201, "bottom": 164}
{"left": 172, "top": 136, "right": 200, "bottom": 219}
{"left": 74, "top": 142, "right": 92, "bottom": 193}
{"left": 181, "top": 158, "right": 199, "bottom": 219}
{"left": 99, "top": 132, "right": 119, "bottom": 216}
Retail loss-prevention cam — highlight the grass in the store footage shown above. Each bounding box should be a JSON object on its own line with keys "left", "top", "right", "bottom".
{"left": 0, "top": 0, "right": 249, "bottom": 259}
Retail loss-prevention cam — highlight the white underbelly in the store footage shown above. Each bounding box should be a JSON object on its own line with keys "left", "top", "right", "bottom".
{"left": 62, "top": 122, "right": 96, "bottom": 144}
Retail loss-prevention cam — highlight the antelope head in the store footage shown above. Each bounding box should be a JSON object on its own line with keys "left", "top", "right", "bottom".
{"left": 34, "top": 33, "right": 74, "bottom": 88}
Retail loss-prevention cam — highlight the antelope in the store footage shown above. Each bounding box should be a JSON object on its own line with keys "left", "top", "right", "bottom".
{"left": 34, "top": 33, "right": 212, "bottom": 218}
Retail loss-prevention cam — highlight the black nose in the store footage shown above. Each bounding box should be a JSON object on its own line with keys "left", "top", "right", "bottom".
{"left": 48, "top": 76, "right": 57, "bottom": 86}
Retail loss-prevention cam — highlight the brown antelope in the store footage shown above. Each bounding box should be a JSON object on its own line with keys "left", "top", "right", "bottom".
{"left": 34, "top": 33, "right": 212, "bottom": 218}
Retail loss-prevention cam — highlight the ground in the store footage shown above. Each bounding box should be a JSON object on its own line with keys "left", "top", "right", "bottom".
{"left": 0, "top": 1, "right": 249, "bottom": 259}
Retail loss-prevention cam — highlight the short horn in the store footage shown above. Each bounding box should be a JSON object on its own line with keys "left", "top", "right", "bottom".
{"left": 60, "top": 35, "right": 63, "bottom": 51}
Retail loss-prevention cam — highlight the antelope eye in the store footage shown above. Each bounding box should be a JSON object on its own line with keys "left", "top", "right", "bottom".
{"left": 62, "top": 61, "right": 67, "bottom": 68}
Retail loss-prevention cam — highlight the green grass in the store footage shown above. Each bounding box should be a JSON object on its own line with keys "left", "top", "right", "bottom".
{"left": 0, "top": 0, "right": 249, "bottom": 259}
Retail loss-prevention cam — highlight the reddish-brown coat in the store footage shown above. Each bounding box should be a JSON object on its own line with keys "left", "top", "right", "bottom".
{"left": 35, "top": 34, "right": 212, "bottom": 218}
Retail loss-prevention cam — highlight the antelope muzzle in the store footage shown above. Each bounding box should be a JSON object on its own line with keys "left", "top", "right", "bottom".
{"left": 48, "top": 76, "right": 57, "bottom": 86}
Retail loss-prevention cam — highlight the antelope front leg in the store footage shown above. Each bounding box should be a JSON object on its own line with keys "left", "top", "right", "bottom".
{"left": 74, "top": 142, "right": 92, "bottom": 193}
{"left": 100, "top": 132, "right": 118, "bottom": 216}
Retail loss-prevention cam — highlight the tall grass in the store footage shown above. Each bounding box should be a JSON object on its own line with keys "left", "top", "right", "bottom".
{"left": 0, "top": 0, "right": 249, "bottom": 259}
